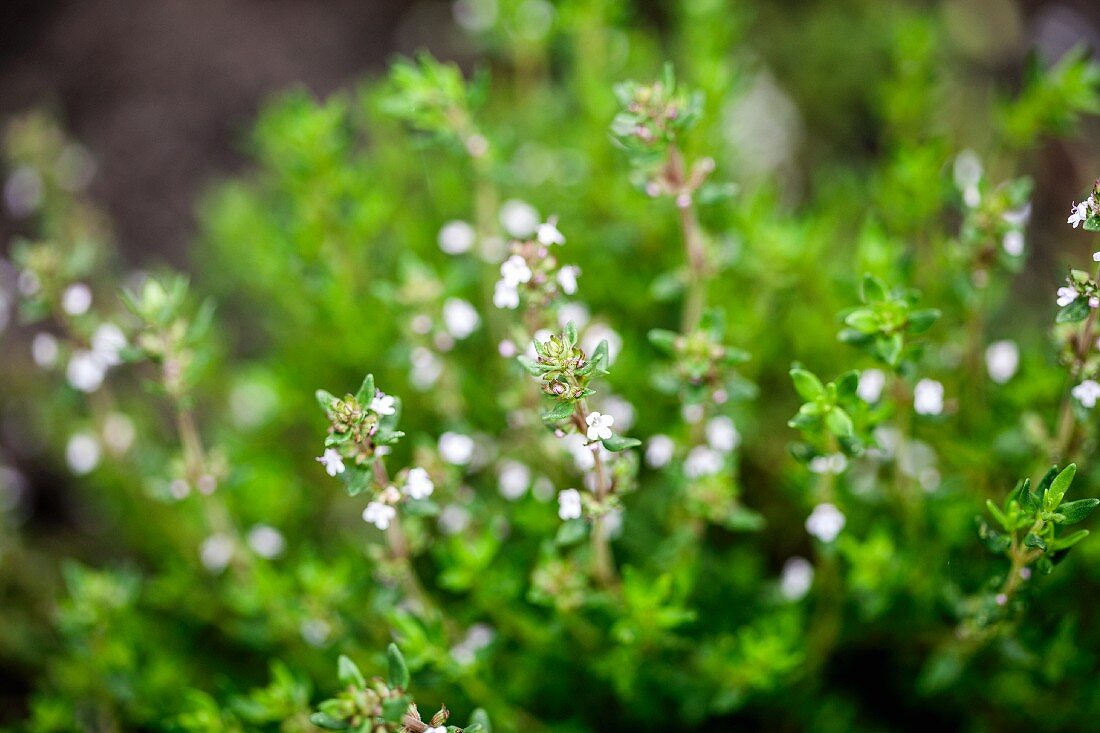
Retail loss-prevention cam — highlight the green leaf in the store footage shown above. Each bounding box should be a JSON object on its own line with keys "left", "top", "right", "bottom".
{"left": 564, "top": 320, "right": 578, "bottom": 347}
{"left": 1056, "top": 498, "right": 1099, "bottom": 524}
{"left": 844, "top": 309, "right": 878, "bottom": 333}
{"left": 337, "top": 656, "right": 365, "bottom": 688}
{"left": 309, "top": 712, "right": 350, "bottom": 730}
{"left": 542, "top": 401, "right": 575, "bottom": 423}
{"left": 516, "top": 356, "right": 543, "bottom": 376}
{"left": 790, "top": 368, "right": 826, "bottom": 401}
{"left": 878, "top": 332, "right": 904, "bottom": 366}
{"left": 1024, "top": 533, "right": 1047, "bottom": 551}
{"left": 1052, "top": 529, "right": 1090, "bottom": 551}
{"left": 590, "top": 339, "right": 610, "bottom": 373}
{"left": 355, "top": 374, "right": 376, "bottom": 404}
{"left": 381, "top": 696, "right": 409, "bottom": 723}
{"left": 907, "top": 309, "right": 941, "bottom": 334}
{"left": 825, "top": 407, "right": 854, "bottom": 438}
{"left": 834, "top": 370, "right": 860, "bottom": 398}
{"left": 316, "top": 390, "right": 339, "bottom": 415}
{"left": 1084, "top": 214, "right": 1100, "bottom": 232}
{"left": 555, "top": 519, "right": 588, "bottom": 546}
{"left": 986, "top": 500, "right": 1010, "bottom": 531}
{"left": 861, "top": 274, "right": 888, "bottom": 303}
{"left": 648, "top": 329, "right": 679, "bottom": 354}
{"left": 602, "top": 434, "right": 642, "bottom": 452}
{"left": 1045, "top": 463, "right": 1076, "bottom": 510}
{"left": 1057, "top": 299, "right": 1090, "bottom": 324}
{"left": 386, "top": 643, "right": 410, "bottom": 690}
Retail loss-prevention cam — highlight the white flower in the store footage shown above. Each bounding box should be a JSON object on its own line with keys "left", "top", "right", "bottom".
{"left": 1057, "top": 286, "right": 1079, "bottom": 307}
{"left": 425, "top": 727, "right": 447, "bottom": 733}
{"left": 600, "top": 395, "right": 635, "bottom": 431}
{"left": 66, "top": 432, "right": 101, "bottom": 475}
{"left": 200, "top": 534, "right": 235, "bottom": 572}
{"left": 499, "top": 199, "right": 540, "bottom": 238}
{"left": 103, "top": 412, "right": 136, "bottom": 454}
{"left": 438, "top": 503, "right": 471, "bottom": 535}
{"left": 370, "top": 391, "right": 397, "bottom": 416}
{"left": 913, "top": 379, "right": 944, "bottom": 416}
{"left": 493, "top": 280, "right": 520, "bottom": 309}
{"left": 537, "top": 216, "right": 565, "bottom": 245}
{"left": 442, "top": 298, "right": 480, "bottom": 339}
{"left": 403, "top": 467, "right": 434, "bottom": 500}
{"left": 500, "top": 254, "right": 532, "bottom": 286}
{"left": 498, "top": 460, "right": 531, "bottom": 500}
{"left": 953, "top": 149, "right": 982, "bottom": 190}
{"left": 1002, "top": 230, "right": 1025, "bottom": 257}
{"left": 562, "top": 433, "right": 596, "bottom": 471}
{"left": 1072, "top": 380, "right": 1100, "bottom": 408}
{"left": 316, "top": 448, "right": 345, "bottom": 476}
{"left": 1068, "top": 198, "right": 1094, "bottom": 228}
{"left": 581, "top": 324, "right": 622, "bottom": 365}
{"left": 984, "top": 340, "right": 1019, "bottom": 384}
{"left": 557, "top": 265, "right": 580, "bottom": 295}
{"left": 247, "top": 524, "right": 286, "bottom": 558}
{"left": 410, "top": 347, "right": 443, "bottom": 389}
{"left": 684, "top": 445, "right": 724, "bottom": 478}
{"left": 91, "top": 322, "right": 126, "bottom": 365}
{"left": 706, "top": 416, "right": 740, "bottom": 452}
{"left": 32, "top": 332, "right": 59, "bottom": 368}
{"left": 363, "top": 501, "right": 397, "bottom": 530}
{"left": 557, "top": 488, "right": 582, "bottom": 520}
{"left": 857, "top": 368, "right": 885, "bottom": 403}
{"left": 585, "top": 411, "right": 614, "bottom": 441}
{"left": 779, "top": 557, "right": 814, "bottom": 601}
{"left": 809, "top": 453, "right": 848, "bottom": 475}
{"left": 805, "top": 502, "right": 846, "bottom": 542}
{"left": 557, "top": 302, "right": 590, "bottom": 330}
{"left": 439, "top": 431, "right": 475, "bottom": 465}
{"left": 438, "top": 220, "right": 476, "bottom": 254}
{"left": 645, "top": 434, "right": 675, "bottom": 468}
{"left": 66, "top": 350, "right": 107, "bottom": 393}
{"left": 61, "top": 282, "right": 92, "bottom": 315}
{"left": 1094, "top": 251, "right": 1100, "bottom": 262}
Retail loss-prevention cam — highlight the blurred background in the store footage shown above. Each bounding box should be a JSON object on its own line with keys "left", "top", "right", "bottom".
{"left": 1, "top": 0, "right": 1099, "bottom": 266}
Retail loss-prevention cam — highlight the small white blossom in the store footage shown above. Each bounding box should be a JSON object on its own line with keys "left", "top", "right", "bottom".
{"left": 66, "top": 432, "right": 101, "bottom": 475}
{"left": 442, "top": 298, "right": 480, "bottom": 339}
{"left": 1057, "top": 286, "right": 1079, "bottom": 307}
{"left": 32, "top": 332, "right": 59, "bottom": 368}
{"left": 805, "top": 502, "right": 846, "bottom": 542}
{"left": 600, "top": 395, "right": 635, "bottom": 431}
{"left": 985, "top": 340, "right": 1019, "bottom": 384}
{"left": 913, "top": 379, "right": 944, "bottom": 416}
{"left": 537, "top": 215, "right": 565, "bottom": 245}
{"left": 439, "top": 431, "right": 475, "bottom": 465}
{"left": 857, "top": 369, "right": 885, "bottom": 403}
{"left": 91, "top": 322, "right": 126, "bottom": 365}
{"left": 200, "top": 534, "right": 235, "bottom": 572}
{"left": 493, "top": 280, "right": 520, "bottom": 309}
{"left": 410, "top": 347, "right": 443, "bottom": 390}
{"left": 438, "top": 503, "right": 471, "bottom": 535}
{"left": 403, "top": 467, "right": 435, "bottom": 500}
{"left": 498, "top": 460, "right": 531, "bottom": 500}
{"left": 809, "top": 453, "right": 848, "bottom": 475}
{"left": 425, "top": 727, "right": 447, "bottom": 733}
{"left": 247, "top": 524, "right": 286, "bottom": 558}
{"left": 499, "top": 199, "right": 540, "bottom": 238}
{"left": 438, "top": 220, "right": 476, "bottom": 254}
{"left": 500, "top": 254, "right": 533, "bottom": 286}
{"left": 557, "top": 302, "right": 590, "bottom": 330}
{"left": 103, "top": 412, "right": 136, "bottom": 454}
{"left": 646, "top": 434, "right": 676, "bottom": 468}
{"left": 706, "top": 416, "right": 740, "bottom": 453}
{"left": 498, "top": 339, "right": 517, "bottom": 357}
{"left": 1068, "top": 197, "right": 1094, "bottom": 229}
{"left": 953, "top": 149, "right": 982, "bottom": 190}
{"left": 684, "top": 445, "right": 724, "bottom": 478}
{"left": 1094, "top": 251, "right": 1100, "bottom": 262}
{"left": 66, "top": 350, "right": 107, "bottom": 393}
{"left": 1002, "top": 230, "right": 1025, "bottom": 257}
{"left": 316, "top": 448, "right": 345, "bottom": 477}
{"left": 363, "top": 501, "right": 397, "bottom": 530}
{"left": 61, "top": 282, "right": 92, "bottom": 315}
{"left": 557, "top": 265, "right": 580, "bottom": 295}
{"left": 1072, "top": 379, "right": 1100, "bottom": 408}
{"left": 779, "top": 557, "right": 814, "bottom": 601}
{"left": 581, "top": 324, "right": 621, "bottom": 365}
{"left": 557, "top": 488, "right": 582, "bottom": 520}
{"left": 585, "top": 411, "right": 614, "bottom": 441}
{"left": 370, "top": 391, "right": 397, "bottom": 416}
{"left": 563, "top": 433, "right": 596, "bottom": 471}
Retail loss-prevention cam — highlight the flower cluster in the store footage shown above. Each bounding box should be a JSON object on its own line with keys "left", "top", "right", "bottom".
{"left": 839, "top": 274, "right": 940, "bottom": 370}
{"left": 1067, "top": 180, "right": 1100, "bottom": 231}
{"left": 492, "top": 218, "right": 578, "bottom": 310}
{"left": 648, "top": 312, "right": 751, "bottom": 406}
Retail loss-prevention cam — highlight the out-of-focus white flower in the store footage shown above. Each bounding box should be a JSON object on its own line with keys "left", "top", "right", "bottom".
{"left": 439, "top": 503, "right": 471, "bottom": 535}
{"left": 443, "top": 298, "right": 480, "bottom": 339}
{"left": 66, "top": 350, "right": 106, "bottom": 393}
{"left": 585, "top": 411, "right": 614, "bottom": 441}
{"left": 439, "top": 431, "right": 475, "bottom": 465}
{"left": 557, "top": 488, "right": 582, "bottom": 520}
{"left": 247, "top": 524, "right": 286, "bottom": 558}
{"left": 66, "top": 432, "right": 101, "bottom": 475}
{"left": 5, "top": 165, "right": 44, "bottom": 217}
{"left": 61, "top": 283, "right": 92, "bottom": 315}
{"left": 410, "top": 347, "right": 443, "bottom": 390}
{"left": 500, "top": 255, "right": 532, "bottom": 286}
{"left": 557, "top": 265, "right": 580, "bottom": 295}
{"left": 562, "top": 433, "right": 596, "bottom": 471}
{"left": 557, "top": 302, "right": 590, "bottom": 330}
{"left": 985, "top": 340, "right": 1019, "bottom": 384}
{"left": 600, "top": 395, "right": 635, "bottom": 432}
{"left": 581, "top": 323, "right": 621, "bottom": 365}
{"left": 493, "top": 280, "right": 520, "bottom": 309}
{"left": 857, "top": 369, "right": 885, "bottom": 403}
{"left": 32, "top": 332, "right": 59, "bottom": 368}
{"left": 1002, "top": 230, "right": 1025, "bottom": 257}
{"left": 953, "top": 149, "right": 982, "bottom": 190}
{"left": 706, "top": 416, "right": 740, "bottom": 452}
{"left": 103, "top": 413, "right": 136, "bottom": 454}
{"left": 805, "top": 502, "right": 845, "bottom": 542}
{"left": 363, "top": 501, "right": 397, "bottom": 530}
{"left": 316, "top": 449, "right": 345, "bottom": 477}
{"left": 1057, "top": 286, "right": 1079, "bottom": 307}
{"left": 200, "top": 534, "right": 234, "bottom": 572}
{"left": 646, "top": 434, "right": 675, "bottom": 468}
{"left": 499, "top": 199, "right": 540, "bottom": 238}
{"left": 809, "top": 453, "right": 848, "bottom": 475}
{"left": 779, "top": 556, "right": 814, "bottom": 600}
{"left": 91, "top": 322, "right": 126, "bottom": 365}
{"left": 498, "top": 339, "right": 517, "bottom": 358}
{"left": 498, "top": 460, "right": 530, "bottom": 500}
{"left": 537, "top": 216, "right": 565, "bottom": 245}
{"left": 370, "top": 391, "right": 397, "bottom": 416}
{"left": 913, "top": 379, "right": 944, "bottom": 416}
{"left": 300, "top": 618, "right": 332, "bottom": 647}
{"left": 403, "top": 467, "right": 435, "bottom": 500}
{"left": 1072, "top": 380, "right": 1100, "bottom": 408}
{"left": 438, "top": 220, "right": 476, "bottom": 254}
{"left": 684, "top": 445, "right": 724, "bottom": 478}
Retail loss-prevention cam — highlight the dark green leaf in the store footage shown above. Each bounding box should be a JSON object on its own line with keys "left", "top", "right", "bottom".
{"left": 386, "top": 643, "right": 409, "bottom": 690}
